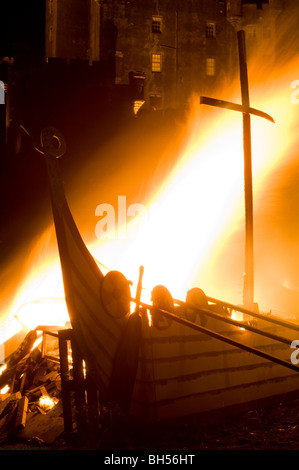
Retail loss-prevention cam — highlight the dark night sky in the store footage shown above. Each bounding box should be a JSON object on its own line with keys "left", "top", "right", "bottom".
{"left": 0, "top": 1, "right": 45, "bottom": 59}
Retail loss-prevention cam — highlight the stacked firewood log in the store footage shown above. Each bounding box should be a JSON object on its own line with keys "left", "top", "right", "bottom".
{"left": 0, "top": 330, "right": 65, "bottom": 447}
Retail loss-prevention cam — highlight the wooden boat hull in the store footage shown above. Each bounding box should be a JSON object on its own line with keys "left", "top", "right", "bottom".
{"left": 130, "top": 315, "right": 299, "bottom": 422}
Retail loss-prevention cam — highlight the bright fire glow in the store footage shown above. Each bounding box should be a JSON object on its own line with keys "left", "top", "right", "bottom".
{"left": 31, "top": 335, "right": 43, "bottom": 352}
{"left": 0, "top": 385, "right": 9, "bottom": 395}
{"left": 0, "top": 364, "right": 7, "bottom": 376}
{"left": 0, "top": 228, "right": 69, "bottom": 344}
{"left": 1, "top": 52, "right": 299, "bottom": 344}
{"left": 90, "top": 63, "right": 299, "bottom": 308}
{"left": 38, "top": 395, "right": 58, "bottom": 411}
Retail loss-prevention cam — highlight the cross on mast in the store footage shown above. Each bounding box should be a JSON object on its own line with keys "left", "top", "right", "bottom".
{"left": 200, "top": 30, "right": 274, "bottom": 310}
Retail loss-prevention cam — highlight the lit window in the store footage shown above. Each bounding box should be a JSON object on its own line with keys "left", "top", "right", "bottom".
{"left": 133, "top": 100, "right": 145, "bottom": 116}
{"left": 152, "top": 54, "right": 161, "bottom": 72}
{"left": 152, "top": 16, "right": 162, "bottom": 34}
{"left": 206, "top": 58, "right": 215, "bottom": 76}
{"left": 206, "top": 22, "right": 216, "bottom": 39}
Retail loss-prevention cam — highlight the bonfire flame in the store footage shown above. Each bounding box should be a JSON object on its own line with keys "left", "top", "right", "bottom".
{"left": 1, "top": 46, "right": 299, "bottom": 348}
{"left": 38, "top": 395, "right": 58, "bottom": 411}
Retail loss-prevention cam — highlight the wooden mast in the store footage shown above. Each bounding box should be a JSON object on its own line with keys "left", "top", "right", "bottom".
{"left": 200, "top": 30, "right": 275, "bottom": 310}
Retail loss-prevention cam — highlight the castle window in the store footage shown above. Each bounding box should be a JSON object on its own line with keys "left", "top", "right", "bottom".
{"left": 206, "top": 22, "right": 216, "bottom": 39}
{"left": 263, "top": 27, "right": 271, "bottom": 39}
{"left": 241, "top": 0, "right": 269, "bottom": 7}
{"left": 152, "top": 54, "right": 161, "bottom": 72}
{"left": 150, "top": 94, "right": 162, "bottom": 110}
{"left": 152, "top": 16, "right": 162, "bottom": 34}
{"left": 206, "top": 58, "right": 215, "bottom": 76}
{"left": 247, "top": 24, "right": 257, "bottom": 39}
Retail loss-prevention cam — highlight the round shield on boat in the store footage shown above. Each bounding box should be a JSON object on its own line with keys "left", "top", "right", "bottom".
{"left": 101, "top": 270, "right": 132, "bottom": 318}
{"left": 40, "top": 127, "right": 66, "bottom": 158}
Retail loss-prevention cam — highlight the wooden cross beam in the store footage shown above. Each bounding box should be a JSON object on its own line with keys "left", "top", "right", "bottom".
{"left": 200, "top": 30, "right": 275, "bottom": 310}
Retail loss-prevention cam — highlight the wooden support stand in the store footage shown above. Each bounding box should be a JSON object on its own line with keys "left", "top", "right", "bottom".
{"left": 58, "top": 329, "right": 101, "bottom": 445}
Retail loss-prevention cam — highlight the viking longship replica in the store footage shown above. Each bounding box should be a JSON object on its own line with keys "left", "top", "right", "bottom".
{"left": 30, "top": 32, "right": 299, "bottom": 426}
{"left": 32, "top": 123, "right": 299, "bottom": 425}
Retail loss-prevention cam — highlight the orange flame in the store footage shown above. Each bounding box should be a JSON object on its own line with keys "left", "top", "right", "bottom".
{"left": 90, "top": 58, "right": 299, "bottom": 312}
{"left": 38, "top": 395, "right": 58, "bottom": 411}
{"left": 2, "top": 51, "right": 299, "bottom": 345}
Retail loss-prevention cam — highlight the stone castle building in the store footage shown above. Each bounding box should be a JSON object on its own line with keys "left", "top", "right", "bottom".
{"left": 0, "top": 0, "right": 287, "bottom": 157}
{"left": 45, "top": 0, "right": 284, "bottom": 111}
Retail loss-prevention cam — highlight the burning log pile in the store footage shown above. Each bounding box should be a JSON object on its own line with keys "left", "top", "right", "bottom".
{"left": 0, "top": 327, "right": 67, "bottom": 447}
